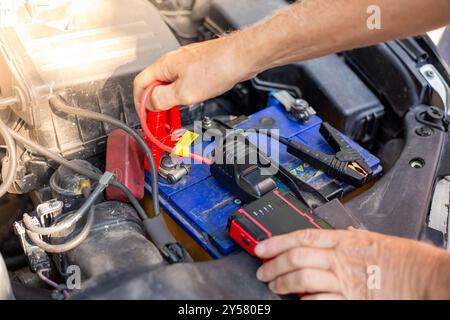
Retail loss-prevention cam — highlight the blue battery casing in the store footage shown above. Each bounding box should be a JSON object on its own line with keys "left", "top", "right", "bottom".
{"left": 145, "top": 94, "right": 382, "bottom": 258}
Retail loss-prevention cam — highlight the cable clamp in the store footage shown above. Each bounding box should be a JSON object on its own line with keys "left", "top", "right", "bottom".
{"left": 160, "top": 242, "right": 186, "bottom": 264}
{"left": 99, "top": 171, "right": 115, "bottom": 187}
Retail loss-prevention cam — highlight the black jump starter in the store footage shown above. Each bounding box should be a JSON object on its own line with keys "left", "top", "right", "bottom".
{"left": 210, "top": 127, "right": 332, "bottom": 256}
{"left": 228, "top": 189, "right": 332, "bottom": 256}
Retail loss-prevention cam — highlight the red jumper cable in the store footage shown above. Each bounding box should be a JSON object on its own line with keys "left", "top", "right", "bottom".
{"left": 139, "top": 81, "right": 212, "bottom": 169}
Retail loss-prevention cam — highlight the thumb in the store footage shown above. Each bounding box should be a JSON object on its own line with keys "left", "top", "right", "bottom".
{"left": 151, "top": 83, "right": 179, "bottom": 111}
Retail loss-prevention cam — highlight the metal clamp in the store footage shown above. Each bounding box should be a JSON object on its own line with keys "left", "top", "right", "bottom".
{"left": 420, "top": 64, "right": 449, "bottom": 115}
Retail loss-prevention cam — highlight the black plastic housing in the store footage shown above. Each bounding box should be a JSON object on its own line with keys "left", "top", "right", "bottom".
{"left": 0, "top": 0, "right": 179, "bottom": 193}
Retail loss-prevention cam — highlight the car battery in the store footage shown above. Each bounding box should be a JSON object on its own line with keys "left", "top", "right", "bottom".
{"left": 236, "top": 93, "right": 383, "bottom": 198}
{"left": 144, "top": 95, "right": 382, "bottom": 259}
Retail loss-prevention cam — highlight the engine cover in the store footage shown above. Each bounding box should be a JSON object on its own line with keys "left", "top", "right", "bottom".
{"left": 0, "top": 0, "right": 179, "bottom": 193}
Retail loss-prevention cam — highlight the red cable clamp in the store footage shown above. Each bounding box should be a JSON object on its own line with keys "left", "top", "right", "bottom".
{"left": 139, "top": 81, "right": 211, "bottom": 170}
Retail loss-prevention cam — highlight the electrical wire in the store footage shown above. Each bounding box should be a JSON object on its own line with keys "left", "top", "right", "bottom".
{"left": 5, "top": 119, "right": 184, "bottom": 259}
{"left": 48, "top": 95, "right": 161, "bottom": 217}
{"left": 0, "top": 96, "right": 18, "bottom": 109}
{"left": 26, "top": 206, "right": 95, "bottom": 254}
{"left": 6, "top": 126, "right": 148, "bottom": 225}
{"left": 213, "top": 118, "right": 328, "bottom": 208}
{"left": 0, "top": 119, "right": 17, "bottom": 198}
{"left": 36, "top": 269, "right": 70, "bottom": 299}
{"left": 110, "top": 180, "right": 148, "bottom": 220}
{"left": 139, "top": 81, "right": 212, "bottom": 165}
{"left": 159, "top": 9, "right": 192, "bottom": 16}
{"left": 3, "top": 99, "right": 184, "bottom": 260}
{"left": 7, "top": 127, "right": 101, "bottom": 181}
{"left": 23, "top": 179, "right": 106, "bottom": 236}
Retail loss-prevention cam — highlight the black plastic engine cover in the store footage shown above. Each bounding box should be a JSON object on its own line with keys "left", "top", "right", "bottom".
{"left": 0, "top": 0, "right": 179, "bottom": 193}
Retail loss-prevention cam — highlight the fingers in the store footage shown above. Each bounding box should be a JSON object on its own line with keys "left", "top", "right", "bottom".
{"left": 151, "top": 83, "right": 179, "bottom": 111}
{"left": 301, "top": 293, "right": 345, "bottom": 300}
{"left": 133, "top": 60, "right": 175, "bottom": 111}
{"left": 257, "top": 247, "right": 332, "bottom": 282}
{"left": 134, "top": 66, "right": 156, "bottom": 111}
{"left": 255, "top": 229, "right": 342, "bottom": 259}
{"left": 268, "top": 268, "right": 340, "bottom": 295}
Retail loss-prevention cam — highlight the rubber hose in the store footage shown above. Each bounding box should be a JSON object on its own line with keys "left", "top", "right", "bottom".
{"left": 23, "top": 181, "right": 104, "bottom": 236}
{"left": 0, "top": 119, "right": 17, "bottom": 198}
{"left": 0, "top": 96, "right": 18, "bottom": 108}
{"left": 48, "top": 95, "right": 161, "bottom": 217}
{"left": 26, "top": 206, "right": 95, "bottom": 253}
{"left": 6, "top": 126, "right": 150, "bottom": 226}
{"left": 7, "top": 127, "right": 101, "bottom": 181}
{"left": 111, "top": 180, "right": 148, "bottom": 221}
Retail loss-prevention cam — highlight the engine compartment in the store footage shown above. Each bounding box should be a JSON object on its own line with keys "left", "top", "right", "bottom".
{"left": 0, "top": 0, "right": 449, "bottom": 300}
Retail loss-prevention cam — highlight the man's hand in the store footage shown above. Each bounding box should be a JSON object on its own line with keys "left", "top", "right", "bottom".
{"left": 134, "top": 0, "right": 449, "bottom": 112}
{"left": 133, "top": 36, "right": 256, "bottom": 112}
{"left": 255, "top": 229, "right": 450, "bottom": 300}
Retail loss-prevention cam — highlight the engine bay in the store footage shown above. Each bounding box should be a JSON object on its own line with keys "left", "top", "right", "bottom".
{"left": 0, "top": 0, "right": 449, "bottom": 300}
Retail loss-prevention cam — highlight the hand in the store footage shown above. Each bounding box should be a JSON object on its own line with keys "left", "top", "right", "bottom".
{"left": 255, "top": 228, "right": 449, "bottom": 300}
{"left": 133, "top": 35, "right": 256, "bottom": 112}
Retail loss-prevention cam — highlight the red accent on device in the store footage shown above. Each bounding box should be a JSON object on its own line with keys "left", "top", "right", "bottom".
{"left": 237, "top": 208, "right": 273, "bottom": 238}
{"left": 139, "top": 81, "right": 212, "bottom": 170}
{"left": 228, "top": 219, "right": 262, "bottom": 257}
{"left": 273, "top": 190, "right": 323, "bottom": 229}
{"left": 143, "top": 81, "right": 183, "bottom": 170}
{"left": 228, "top": 190, "right": 331, "bottom": 256}
{"left": 105, "top": 129, "right": 145, "bottom": 202}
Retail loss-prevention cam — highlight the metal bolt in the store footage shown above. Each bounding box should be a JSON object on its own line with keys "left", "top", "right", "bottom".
{"left": 425, "top": 70, "right": 435, "bottom": 79}
{"left": 410, "top": 158, "right": 425, "bottom": 169}
{"left": 293, "top": 99, "right": 309, "bottom": 109}
{"left": 424, "top": 106, "right": 444, "bottom": 123}
{"left": 234, "top": 199, "right": 242, "bottom": 205}
{"left": 415, "top": 126, "right": 433, "bottom": 137}
{"left": 161, "top": 156, "right": 176, "bottom": 170}
{"left": 202, "top": 116, "right": 212, "bottom": 128}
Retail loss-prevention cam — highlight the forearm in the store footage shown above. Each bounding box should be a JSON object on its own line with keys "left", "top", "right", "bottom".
{"left": 235, "top": 0, "right": 450, "bottom": 76}
{"left": 135, "top": 0, "right": 450, "bottom": 111}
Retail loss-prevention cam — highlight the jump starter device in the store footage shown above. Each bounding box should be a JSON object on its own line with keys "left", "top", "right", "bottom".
{"left": 228, "top": 189, "right": 332, "bottom": 256}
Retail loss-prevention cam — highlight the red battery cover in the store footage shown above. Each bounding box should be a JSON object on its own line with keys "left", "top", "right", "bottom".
{"left": 105, "top": 129, "right": 145, "bottom": 202}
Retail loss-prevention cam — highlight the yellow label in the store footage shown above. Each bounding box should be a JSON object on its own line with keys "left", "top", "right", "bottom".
{"left": 174, "top": 131, "right": 199, "bottom": 157}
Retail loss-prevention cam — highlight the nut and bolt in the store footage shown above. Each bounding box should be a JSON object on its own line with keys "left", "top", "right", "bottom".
{"left": 415, "top": 126, "right": 433, "bottom": 137}
{"left": 291, "top": 99, "right": 311, "bottom": 122}
{"left": 293, "top": 99, "right": 309, "bottom": 109}
{"left": 202, "top": 116, "right": 213, "bottom": 128}
{"left": 425, "top": 70, "right": 435, "bottom": 79}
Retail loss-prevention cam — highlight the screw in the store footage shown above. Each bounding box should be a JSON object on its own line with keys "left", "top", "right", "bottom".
{"left": 410, "top": 158, "right": 425, "bottom": 169}
{"left": 161, "top": 156, "right": 176, "bottom": 170}
{"left": 234, "top": 199, "right": 242, "bottom": 205}
{"left": 415, "top": 126, "right": 433, "bottom": 137}
{"left": 291, "top": 99, "right": 311, "bottom": 122}
{"left": 202, "top": 116, "right": 212, "bottom": 128}
{"left": 425, "top": 70, "right": 435, "bottom": 79}
{"left": 424, "top": 106, "right": 444, "bottom": 123}
{"left": 293, "top": 99, "right": 309, "bottom": 108}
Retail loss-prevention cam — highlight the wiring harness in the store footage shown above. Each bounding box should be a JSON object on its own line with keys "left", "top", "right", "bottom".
{"left": 0, "top": 95, "right": 188, "bottom": 264}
